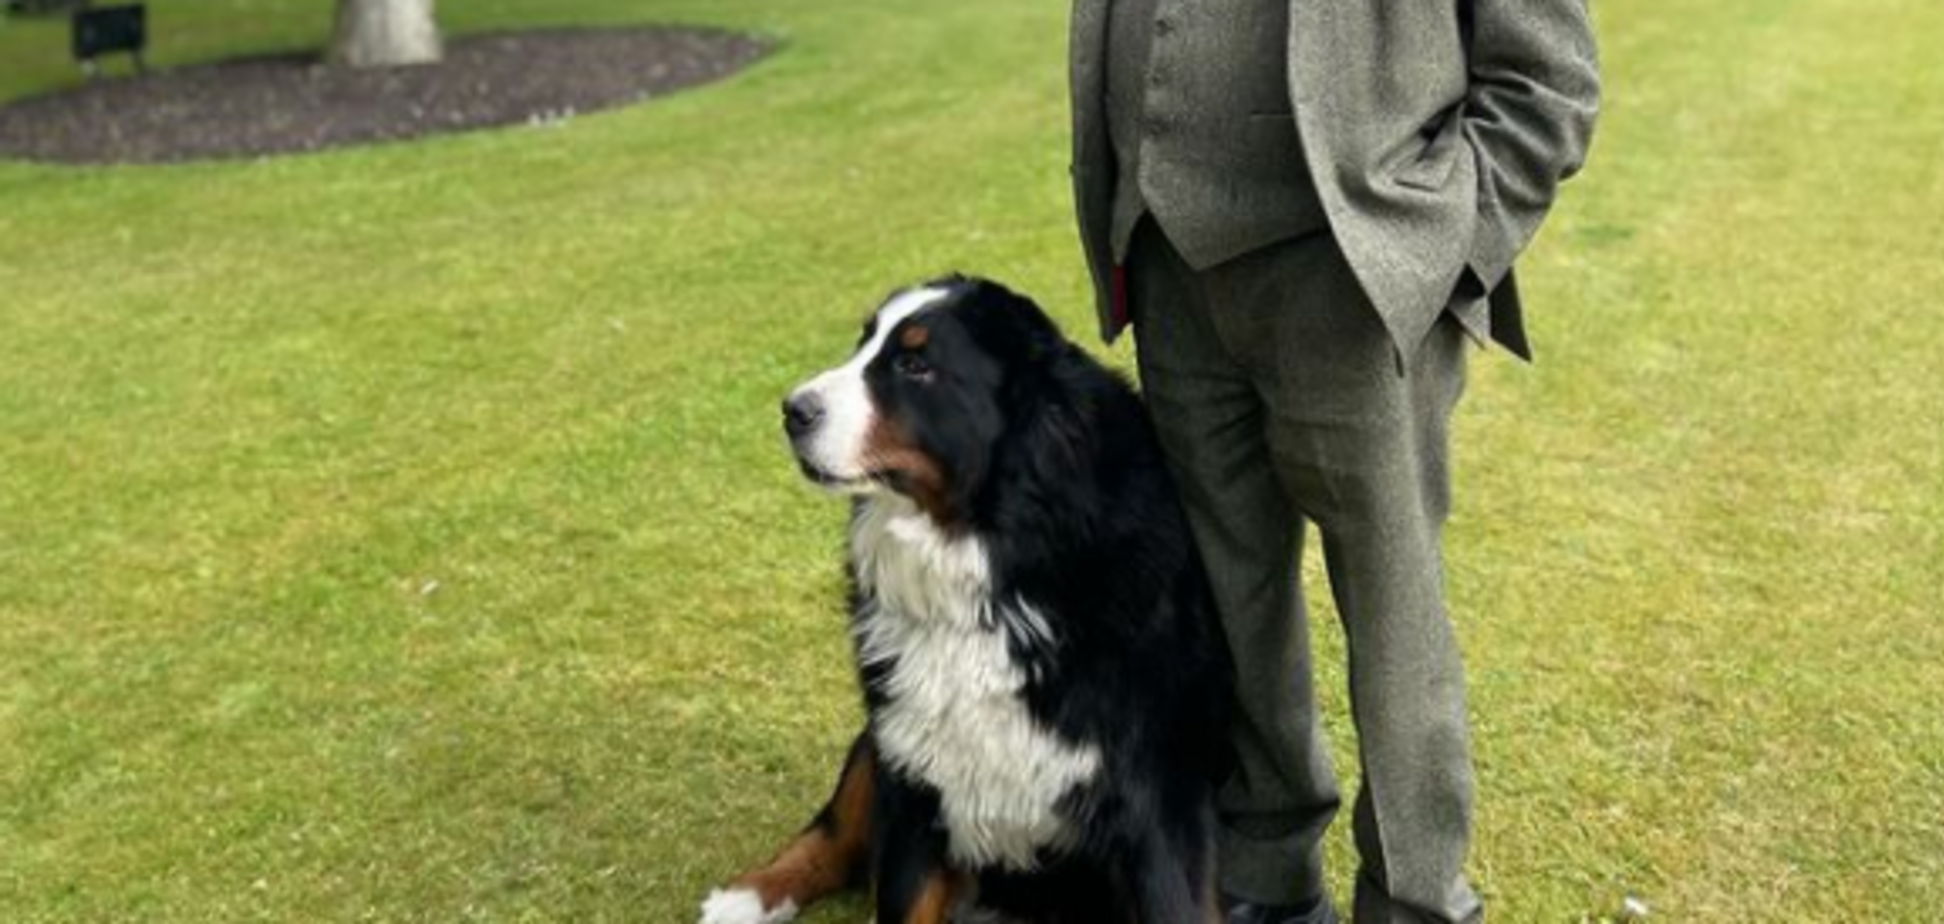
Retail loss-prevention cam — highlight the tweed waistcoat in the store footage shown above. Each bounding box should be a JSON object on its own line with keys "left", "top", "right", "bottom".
{"left": 1105, "top": 0, "right": 1327, "bottom": 268}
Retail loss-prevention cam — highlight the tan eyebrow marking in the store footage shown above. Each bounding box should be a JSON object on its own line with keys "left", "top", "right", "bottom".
{"left": 899, "top": 325, "right": 930, "bottom": 350}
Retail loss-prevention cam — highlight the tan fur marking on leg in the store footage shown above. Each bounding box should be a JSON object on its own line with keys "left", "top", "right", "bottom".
{"left": 729, "top": 745, "right": 877, "bottom": 912}
{"left": 1200, "top": 849, "right": 1222, "bottom": 924}
{"left": 902, "top": 868, "right": 968, "bottom": 924}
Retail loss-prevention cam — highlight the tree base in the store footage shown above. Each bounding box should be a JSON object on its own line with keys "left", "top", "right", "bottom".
{"left": 330, "top": 0, "right": 442, "bottom": 68}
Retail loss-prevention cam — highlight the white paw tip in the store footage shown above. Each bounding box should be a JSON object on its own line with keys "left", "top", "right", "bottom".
{"left": 699, "top": 887, "right": 797, "bottom": 924}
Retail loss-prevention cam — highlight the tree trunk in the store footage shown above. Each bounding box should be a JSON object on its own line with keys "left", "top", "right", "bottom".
{"left": 329, "top": 0, "right": 441, "bottom": 68}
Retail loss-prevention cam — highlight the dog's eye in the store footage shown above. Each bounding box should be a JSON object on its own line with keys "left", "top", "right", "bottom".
{"left": 893, "top": 353, "right": 932, "bottom": 380}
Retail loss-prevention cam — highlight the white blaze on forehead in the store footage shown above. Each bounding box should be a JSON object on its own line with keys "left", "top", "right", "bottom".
{"left": 841, "top": 285, "right": 949, "bottom": 379}
{"left": 787, "top": 286, "right": 952, "bottom": 486}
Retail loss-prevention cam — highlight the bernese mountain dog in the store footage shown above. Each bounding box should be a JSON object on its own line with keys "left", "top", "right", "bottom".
{"left": 700, "top": 277, "right": 1230, "bottom": 924}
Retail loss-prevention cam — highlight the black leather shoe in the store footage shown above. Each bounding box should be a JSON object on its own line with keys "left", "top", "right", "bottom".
{"left": 1222, "top": 893, "right": 1342, "bottom": 924}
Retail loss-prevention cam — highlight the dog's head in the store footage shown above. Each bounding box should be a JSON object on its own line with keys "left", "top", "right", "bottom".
{"left": 782, "top": 276, "right": 1070, "bottom": 524}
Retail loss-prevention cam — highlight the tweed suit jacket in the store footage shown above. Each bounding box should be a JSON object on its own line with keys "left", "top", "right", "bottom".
{"left": 1070, "top": 0, "right": 1601, "bottom": 360}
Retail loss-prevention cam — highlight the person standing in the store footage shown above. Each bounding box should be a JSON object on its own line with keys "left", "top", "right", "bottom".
{"left": 1068, "top": 2, "right": 1600, "bottom": 922}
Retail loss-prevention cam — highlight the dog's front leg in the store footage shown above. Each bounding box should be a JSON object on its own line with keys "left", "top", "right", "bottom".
{"left": 871, "top": 770, "right": 968, "bottom": 924}
{"left": 1126, "top": 826, "right": 1221, "bottom": 924}
{"left": 699, "top": 733, "right": 877, "bottom": 924}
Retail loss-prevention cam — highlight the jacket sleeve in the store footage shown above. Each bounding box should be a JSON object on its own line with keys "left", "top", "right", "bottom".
{"left": 1460, "top": 0, "right": 1602, "bottom": 291}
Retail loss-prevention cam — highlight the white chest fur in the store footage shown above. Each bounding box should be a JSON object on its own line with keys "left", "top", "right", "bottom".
{"left": 849, "top": 500, "right": 1101, "bottom": 871}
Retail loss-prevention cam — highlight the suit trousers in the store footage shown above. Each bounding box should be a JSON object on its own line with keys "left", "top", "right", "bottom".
{"left": 1127, "top": 217, "right": 1484, "bottom": 924}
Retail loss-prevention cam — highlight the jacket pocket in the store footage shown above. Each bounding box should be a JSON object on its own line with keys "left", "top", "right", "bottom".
{"left": 1394, "top": 103, "right": 1468, "bottom": 192}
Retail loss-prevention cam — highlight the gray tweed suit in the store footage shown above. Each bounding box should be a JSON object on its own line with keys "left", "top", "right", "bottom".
{"left": 1068, "top": 1, "right": 1599, "bottom": 921}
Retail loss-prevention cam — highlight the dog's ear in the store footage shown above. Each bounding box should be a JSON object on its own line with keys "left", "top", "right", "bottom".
{"left": 956, "top": 280, "right": 1099, "bottom": 486}
{"left": 957, "top": 278, "right": 1066, "bottom": 368}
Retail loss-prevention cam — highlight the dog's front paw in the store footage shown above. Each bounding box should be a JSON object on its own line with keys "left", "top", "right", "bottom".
{"left": 698, "top": 887, "right": 798, "bottom": 924}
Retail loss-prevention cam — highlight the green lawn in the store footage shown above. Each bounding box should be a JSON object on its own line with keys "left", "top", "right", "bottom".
{"left": 2, "top": 0, "right": 1940, "bottom": 920}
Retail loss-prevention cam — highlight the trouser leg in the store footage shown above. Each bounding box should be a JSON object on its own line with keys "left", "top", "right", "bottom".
{"left": 1321, "top": 334, "right": 1479, "bottom": 924}
{"left": 1197, "top": 230, "right": 1481, "bottom": 924}
{"left": 1129, "top": 219, "right": 1341, "bottom": 910}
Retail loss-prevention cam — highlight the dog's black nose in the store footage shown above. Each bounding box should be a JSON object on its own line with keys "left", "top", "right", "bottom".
{"left": 782, "top": 394, "right": 824, "bottom": 440}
